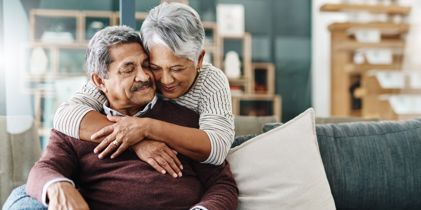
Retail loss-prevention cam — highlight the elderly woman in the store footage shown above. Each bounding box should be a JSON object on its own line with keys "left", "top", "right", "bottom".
{"left": 54, "top": 2, "right": 234, "bottom": 178}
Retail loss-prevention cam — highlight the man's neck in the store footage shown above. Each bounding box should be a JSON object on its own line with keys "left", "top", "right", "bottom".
{"left": 112, "top": 105, "right": 146, "bottom": 116}
{"left": 103, "top": 95, "right": 158, "bottom": 117}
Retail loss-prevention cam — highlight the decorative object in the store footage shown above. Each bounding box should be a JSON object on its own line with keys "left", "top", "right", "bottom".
{"left": 29, "top": 47, "right": 48, "bottom": 75}
{"left": 224, "top": 51, "right": 241, "bottom": 79}
{"left": 217, "top": 4, "right": 245, "bottom": 37}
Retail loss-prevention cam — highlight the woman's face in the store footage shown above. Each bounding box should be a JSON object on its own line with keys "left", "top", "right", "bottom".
{"left": 148, "top": 44, "right": 203, "bottom": 99}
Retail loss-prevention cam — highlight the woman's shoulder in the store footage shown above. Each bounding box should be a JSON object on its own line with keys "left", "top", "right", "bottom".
{"left": 199, "top": 63, "right": 229, "bottom": 85}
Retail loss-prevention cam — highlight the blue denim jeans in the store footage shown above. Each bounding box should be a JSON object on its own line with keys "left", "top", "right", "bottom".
{"left": 2, "top": 185, "right": 46, "bottom": 210}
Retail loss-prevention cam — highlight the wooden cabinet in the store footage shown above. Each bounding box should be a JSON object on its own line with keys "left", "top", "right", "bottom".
{"left": 321, "top": 3, "right": 412, "bottom": 117}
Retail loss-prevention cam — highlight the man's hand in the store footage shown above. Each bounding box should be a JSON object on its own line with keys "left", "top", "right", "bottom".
{"left": 47, "top": 182, "right": 89, "bottom": 210}
{"left": 93, "top": 116, "right": 149, "bottom": 159}
{"left": 133, "top": 140, "right": 183, "bottom": 178}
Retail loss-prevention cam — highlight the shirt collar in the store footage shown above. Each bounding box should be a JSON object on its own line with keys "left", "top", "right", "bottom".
{"left": 103, "top": 95, "right": 158, "bottom": 117}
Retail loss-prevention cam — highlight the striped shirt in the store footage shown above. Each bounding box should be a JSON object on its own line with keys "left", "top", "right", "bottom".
{"left": 53, "top": 63, "right": 234, "bottom": 165}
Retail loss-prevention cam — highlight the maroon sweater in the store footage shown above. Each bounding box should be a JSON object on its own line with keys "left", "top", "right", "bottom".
{"left": 26, "top": 99, "right": 238, "bottom": 210}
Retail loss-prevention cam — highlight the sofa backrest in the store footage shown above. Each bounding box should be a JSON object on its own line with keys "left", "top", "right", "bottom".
{"left": 0, "top": 117, "right": 41, "bottom": 206}
{"left": 235, "top": 119, "right": 421, "bottom": 210}
{"left": 316, "top": 119, "right": 421, "bottom": 210}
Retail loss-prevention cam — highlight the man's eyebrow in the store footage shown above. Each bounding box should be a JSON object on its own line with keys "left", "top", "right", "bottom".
{"left": 118, "top": 61, "right": 135, "bottom": 69}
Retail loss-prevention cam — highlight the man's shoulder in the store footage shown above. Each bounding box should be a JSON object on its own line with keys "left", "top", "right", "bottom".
{"left": 148, "top": 98, "right": 199, "bottom": 128}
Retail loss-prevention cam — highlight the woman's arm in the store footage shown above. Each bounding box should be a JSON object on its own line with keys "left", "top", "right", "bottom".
{"left": 53, "top": 81, "right": 108, "bottom": 140}
{"left": 93, "top": 67, "right": 235, "bottom": 165}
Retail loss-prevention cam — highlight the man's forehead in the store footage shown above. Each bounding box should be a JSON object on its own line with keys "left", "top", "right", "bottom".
{"left": 109, "top": 43, "right": 148, "bottom": 62}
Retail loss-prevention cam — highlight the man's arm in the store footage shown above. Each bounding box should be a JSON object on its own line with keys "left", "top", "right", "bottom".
{"left": 190, "top": 161, "right": 239, "bottom": 210}
{"left": 26, "top": 130, "right": 80, "bottom": 205}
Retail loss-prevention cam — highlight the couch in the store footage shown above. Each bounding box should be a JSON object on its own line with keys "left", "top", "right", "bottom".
{"left": 0, "top": 117, "right": 41, "bottom": 206}
{"left": 233, "top": 116, "right": 421, "bottom": 210}
{"left": 3, "top": 115, "right": 421, "bottom": 210}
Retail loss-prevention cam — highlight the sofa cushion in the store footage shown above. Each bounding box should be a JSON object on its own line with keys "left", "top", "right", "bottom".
{"left": 316, "top": 119, "right": 421, "bottom": 210}
{"left": 234, "top": 115, "right": 278, "bottom": 136}
{"left": 227, "top": 108, "right": 336, "bottom": 210}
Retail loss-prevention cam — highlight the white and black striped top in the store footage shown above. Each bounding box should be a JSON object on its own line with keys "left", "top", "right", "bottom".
{"left": 53, "top": 63, "right": 235, "bottom": 165}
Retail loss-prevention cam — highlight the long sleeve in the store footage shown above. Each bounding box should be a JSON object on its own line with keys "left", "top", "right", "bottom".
{"left": 53, "top": 81, "right": 107, "bottom": 138}
{"left": 26, "top": 130, "right": 79, "bottom": 203}
{"left": 175, "top": 64, "right": 235, "bottom": 165}
{"left": 191, "top": 161, "right": 238, "bottom": 210}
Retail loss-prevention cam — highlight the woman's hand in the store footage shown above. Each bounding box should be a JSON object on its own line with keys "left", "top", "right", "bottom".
{"left": 93, "top": 116, "right": 149, "bottom": 159}
{"left": 133, "top": 140, "right": 183, "bottom": 178}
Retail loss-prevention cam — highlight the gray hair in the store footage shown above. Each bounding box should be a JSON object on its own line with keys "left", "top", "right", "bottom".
{"left": 140, "top": 2, "right": 205, "bottom": 63}
{"left": 86, "top": 25, "right": 142, "bottom": 78}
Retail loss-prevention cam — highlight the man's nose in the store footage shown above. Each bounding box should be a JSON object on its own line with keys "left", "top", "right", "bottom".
{"left": 161, "top": 70, "right": 174, "bottom": 85}
{"left": 135, "top": 68, "right": 150, "bottom": 82}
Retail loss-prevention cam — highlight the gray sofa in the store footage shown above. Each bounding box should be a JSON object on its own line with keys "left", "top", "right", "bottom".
{"left": 3, "top": 117, "right": 421, "bottom": 210}
{"left": 234, "top": 117, "right": 421, "bottom": 210}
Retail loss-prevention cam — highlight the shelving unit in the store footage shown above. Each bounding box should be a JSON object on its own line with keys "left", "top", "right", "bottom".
{"left": 320, "top": 3, "right": 411, "bottom": 15}
{"left": 321, "top": 2, "right": 411, "bottom": 117}
{"left": 27, "top": 6, "right": 283, "bottom": 140}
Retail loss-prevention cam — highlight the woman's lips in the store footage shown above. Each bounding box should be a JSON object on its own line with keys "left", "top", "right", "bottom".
{"left": 161, "top": 85, "right": 177, "bottom": 92}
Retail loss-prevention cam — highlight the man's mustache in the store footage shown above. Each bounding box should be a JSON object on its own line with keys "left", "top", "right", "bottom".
{"left": 131, "top": 79, "right": 153, "bottom": 92}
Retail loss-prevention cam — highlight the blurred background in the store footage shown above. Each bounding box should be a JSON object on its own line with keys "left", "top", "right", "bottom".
{"left": 0, "top": 0, "right": 420, "bottom": 204}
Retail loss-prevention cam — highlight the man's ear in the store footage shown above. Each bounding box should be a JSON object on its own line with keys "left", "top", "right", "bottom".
{"left": 91, "top": 73, "right": 107, "bottom": 93}
{"left": 196, "top": 49, "right": 206, "bottom": 70}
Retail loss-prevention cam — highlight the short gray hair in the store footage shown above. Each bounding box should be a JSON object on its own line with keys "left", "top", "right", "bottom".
{"left": 86, "top": 25, "right": 142, "bottom": 78}
{"left": 140, "top": 2, "right": 205, "bottom": 63}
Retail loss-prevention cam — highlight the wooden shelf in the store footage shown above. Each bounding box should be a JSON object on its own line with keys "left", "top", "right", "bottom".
{"left": 320, "top": 3, "right": 411, "bottom": 15}
{"left": 334, "top": 40, "right": 405, "bottom": 51}
{"left": 328, "top": 22, "right": 410, "bottom": 33}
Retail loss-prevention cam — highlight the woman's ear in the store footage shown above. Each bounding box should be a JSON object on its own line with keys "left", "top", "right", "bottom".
{"left": 91, "top": 73, "right": 107, "bottom": 93}
{"left": 196, "top": 49, "right": 206, "bottom": 70}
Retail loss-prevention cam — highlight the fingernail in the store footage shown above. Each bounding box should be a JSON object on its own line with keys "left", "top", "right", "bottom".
{"left": 98, "top": 155, "right": 103, "bottom": 159}
{"left": 178, "top": 172, "right": 182, "bottom": 177}
{"left": 94, "top": 149, "right": 98, "bottom": 154}
{"left": 180, "top": 165, "right": 183, "bottom": 170}
{"left": 173, "top": 173, "right": 178, "bottom": 178}
{"left": 161, "top": 170, "right": 166, "bottom": 174}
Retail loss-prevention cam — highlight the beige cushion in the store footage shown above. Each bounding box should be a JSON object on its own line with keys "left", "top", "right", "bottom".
{"left": 227, "top": 108, "right": 336, "bottom": 210}
{"left": 234, "top": 115, "right": 278, "bottom": 136}
{"left": 0, "top": 116, "right": 41, "bottom": 205}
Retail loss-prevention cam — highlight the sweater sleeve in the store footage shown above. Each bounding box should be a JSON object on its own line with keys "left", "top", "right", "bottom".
{"left": 26, "top": 130, "right": 79, "bottom": 203}
{"left": 53, "top": 81, "right": 107, "bottom": 139}
{"left": 191, "top": 161, "right": 238, "bottom": 210}
{"left": 199, "top": 70, "right": 235, "bottom": 165}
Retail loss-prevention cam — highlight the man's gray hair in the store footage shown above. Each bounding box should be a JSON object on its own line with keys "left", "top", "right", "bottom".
{"left": 86, "top": 25, "right": 142, "bottom": 78}
{"left": 140, "top": 2, "right": 205, "bottom": 63}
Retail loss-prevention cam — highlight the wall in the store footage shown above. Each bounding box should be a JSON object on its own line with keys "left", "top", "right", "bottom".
{"left": 311, "top": 0, "right": 346, "bottom": 117}
{"left": 0, "top": 0, "right": 5, "bottom": 115}
{"left": 3, "top": 0, "right": 34, "bottom": 133}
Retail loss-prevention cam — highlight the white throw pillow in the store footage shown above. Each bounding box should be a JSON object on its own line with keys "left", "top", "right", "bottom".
{"left": 227, "top": 108, "right": 336, "bottom": 210}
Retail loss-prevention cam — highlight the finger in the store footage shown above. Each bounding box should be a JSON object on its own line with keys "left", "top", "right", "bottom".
{"left": 155, "top": 155, "right": 179, "bottom": 178}
{"left": 165, "top": 148, "right": 183, "bottom": 170}
{"left": 145, "top": 158, "right": 166, "bottom": 175}
{"left": 94, "top": 132, "right": 117, "bottom": 153}
{"left": 98, "top": 141, "right": 119, "bottom": 159}
{"left": 91, "top": 125, "right": 114, "bottom": 141}
{"left": 111, "top": 142, "right": 130, "bottom": 159}
{"left": 107, "top": 115, "right": 122, "bottom": 122}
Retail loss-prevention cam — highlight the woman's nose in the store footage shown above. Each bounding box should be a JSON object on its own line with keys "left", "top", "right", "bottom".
{"left": 161, "top": 70, "right": 174, "bottom": 84}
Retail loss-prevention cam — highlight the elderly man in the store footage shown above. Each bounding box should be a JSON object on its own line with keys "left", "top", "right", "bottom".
{"left": 4, "top": 26, "right": 238, "bottom": 210}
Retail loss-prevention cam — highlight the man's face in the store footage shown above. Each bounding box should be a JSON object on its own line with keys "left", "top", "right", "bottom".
{"left": 99, "top": 42, "right": 155, "bottom": 112}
